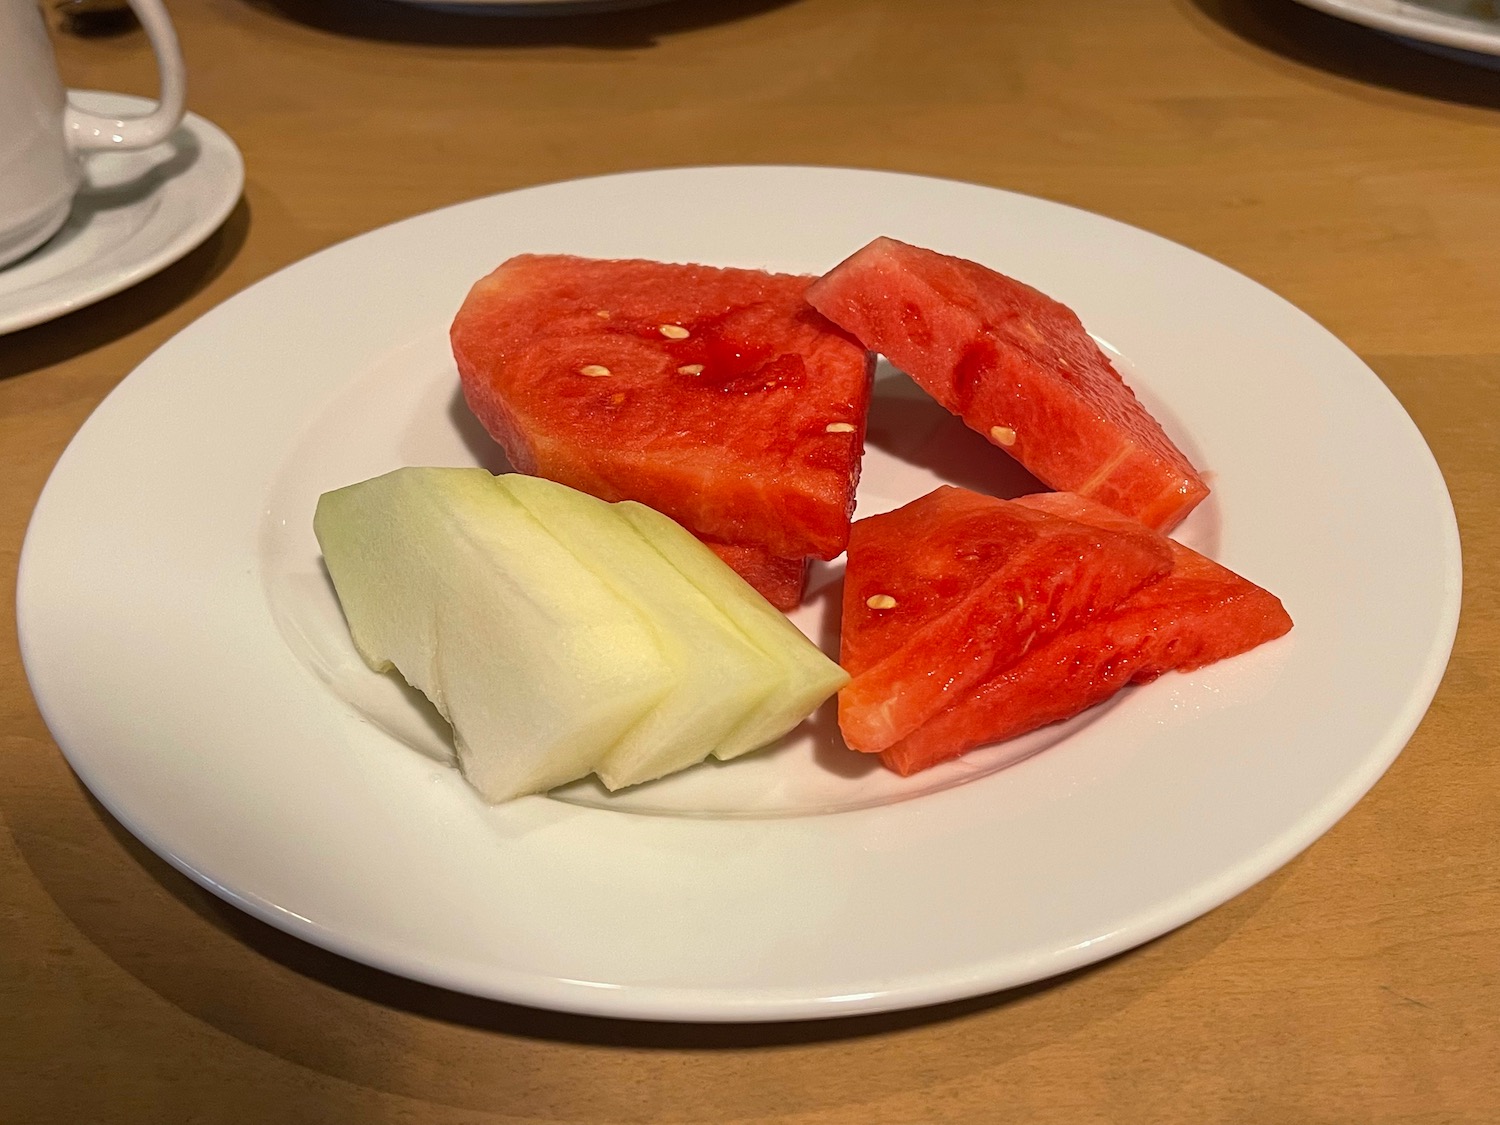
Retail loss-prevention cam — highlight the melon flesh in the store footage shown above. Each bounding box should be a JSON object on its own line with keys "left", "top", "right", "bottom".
{"left": 837, "top": 486, "right": 1173, "bottom": 753}
{"left": 616, "top": 501, "right": 849, "bottom": 760}
{"left": 451, "top": 254, "right": 876, "bottom": 606}
{"left": 499, "top": 474, "right": 775, "bottom": 790}
{"left": 806, "top": 237, "right": 1209, "bottom": 532}
{"left": 880, "top": 492, "right": 1293, "bottom": 776}
{"left": 313, "top": 468, "right": 672, "bottom": 802}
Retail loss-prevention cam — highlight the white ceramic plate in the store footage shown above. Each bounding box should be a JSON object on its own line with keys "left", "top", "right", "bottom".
{"left": 17, "top": 166, "right": 1460, "bottom": 1022}
{"left": 1289, "top": 0, "right": 1500, "bottom": 58}
{"left": 0, "top": 91, "right": 244, "bottom": 336}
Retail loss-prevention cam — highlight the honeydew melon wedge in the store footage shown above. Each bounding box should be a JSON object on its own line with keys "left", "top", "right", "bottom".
{"left": 615, "top": 501, "right": 850, "bottom": 760}
{"left": 313, "top": 467, "right": 672, "bottom": 802}
{"left": 499, "top": 474, "right": 778, "bottom": 790}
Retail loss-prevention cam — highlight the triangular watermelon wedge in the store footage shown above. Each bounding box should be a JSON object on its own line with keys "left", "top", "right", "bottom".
{"left": 451, "top": 254, "right": 875, "bottom": 608}
{"left": 838, "top": 486, "right": 1174, "bottom": 754}
{"left": 806, "top": 237, "right": 1209, "bottom": 532}
{"left": 879, "top": 492, "right": 1293, "bottom": 776}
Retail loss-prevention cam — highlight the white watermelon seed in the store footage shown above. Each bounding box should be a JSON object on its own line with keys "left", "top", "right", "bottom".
{"left": 659, "top": 324, "right": 690, "bottom": 339}
{"left": 866, "top": 594, "right": 898, "bottom": 610}
{"left": 990, "top": 425, "right": 1017, "bottom": 446}
{"left": 825, "top": 422, "right": 856, "bottom": 433}
{"left": 579, "top": 365, "right": 612, "bottom": 377}
{"left": 595, "top": 310, "right": 611, "bottom": 319}
{"left": 677, "top": 364, "right": 704, "bottom": 375}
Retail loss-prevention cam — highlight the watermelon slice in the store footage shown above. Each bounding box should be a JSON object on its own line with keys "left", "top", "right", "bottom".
{"left": 879, "top": 492, "right": 1293, "bottom": 777}
{"left": 838, "top": 486, "right": 1174, "bottom": 754}
{"left": 806, "top": 237, "right": 1209, "bottom": 532}
{"left": 451, "top": 254, "right": 875, "bottom": 607}
{"left": 702, "top": 540, "right": 810, "bottom": 613}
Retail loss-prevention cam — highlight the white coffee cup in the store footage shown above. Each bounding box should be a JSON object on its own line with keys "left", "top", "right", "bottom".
{"left": 0, "top": 0, "right": 186, "bottom": 269}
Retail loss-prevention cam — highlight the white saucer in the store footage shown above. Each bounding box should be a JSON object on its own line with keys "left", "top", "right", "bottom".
{"left": 1289, "top": 0, "right": 1500, "bottom": 58}
{"left": 0, "top": 91, "right": 244, "bottom": 336}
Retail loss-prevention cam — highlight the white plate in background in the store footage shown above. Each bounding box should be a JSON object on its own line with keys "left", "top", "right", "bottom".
{"left": 1289, "top": 0, "right": 1500, "bottom": 58}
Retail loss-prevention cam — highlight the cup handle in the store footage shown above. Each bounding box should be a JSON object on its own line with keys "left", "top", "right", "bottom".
{"left": 64, "top": 0, "right": 187, "bottom": 153}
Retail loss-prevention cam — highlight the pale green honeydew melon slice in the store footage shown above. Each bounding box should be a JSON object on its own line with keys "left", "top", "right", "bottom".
{"left": 499, "top": 473, "right": 779, "bottom": 791}
{"left": 615, "top": 501, "right": 850, "bottom": 760}
{"left": 313, "top": 467, "right": 672, "bottom": 802}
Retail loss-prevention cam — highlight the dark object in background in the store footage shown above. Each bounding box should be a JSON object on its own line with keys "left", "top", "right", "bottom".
{"left": 53, "top": 0, "right": 138, "bottom": 36}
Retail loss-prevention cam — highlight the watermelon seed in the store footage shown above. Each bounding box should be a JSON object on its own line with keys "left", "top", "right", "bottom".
{"left": 990, "top": 425, "right": 1017, "bottom": 446}
{"left": 677, "top": 364, "right": 704, "bottom": 375}
{"left": 579, "top": 365, "right": 612, "bottom": 378}
{"left": 866, "top": 594, "right": 898, "bottom": 610}
{"left": 595, "top": 310, "right": 611, "bottom": 319}
{"left": 825, "top": 422, "right": 856, "bottom": 433}
{"left": 659, "top": 324, "right": 691, "bottom": 340}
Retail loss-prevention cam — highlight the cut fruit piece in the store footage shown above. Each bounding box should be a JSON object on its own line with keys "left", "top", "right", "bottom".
{"left": 616, "top": 500, "right": 849, "bottom": 761}
{"left": 880, "top": 492, "right": 1293, "bottom": 776}
{"left": 703, "top": 540, "right": 810, "bottom": 612}
{"left": 451, "top": 254, "right": 876, "bottom": 583}
{"left": 313, "top": 467, "right": 671, "bottom": 802}
{"left": 806, "top": 236, "right": 1209, "bottom": 531}
{"left": 315, "top": 469, "right": 846, "bottom": 801}
{"left": 838, "top": 486, "right": 1173, "bottom": 753}
{"left": 499, "top": 474, "right": 776, "bottom": 790}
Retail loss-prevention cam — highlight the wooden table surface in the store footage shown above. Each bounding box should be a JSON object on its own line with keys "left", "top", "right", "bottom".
{"left": 4, "top": 0, "right": 1498, "bottom": 1120}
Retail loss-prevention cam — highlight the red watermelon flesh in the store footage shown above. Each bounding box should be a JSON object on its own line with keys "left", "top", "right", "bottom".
{"left": 879, "top": 492, "right": 1293, "bottom": 777}
{"left": 703, "top": 541, "right": 809, "bottom": 612}
{"left": 452, "top": 255, "right": 875, "bottom": 576}
{"left": 805, "top": 237, "right": 1209, "bottom": 532}
{"left": 838, "top": 486, "right": 1173, "bottom": 754}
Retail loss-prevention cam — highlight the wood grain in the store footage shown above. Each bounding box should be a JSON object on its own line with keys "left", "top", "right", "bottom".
{"left": 3, "top": 0, "right": 1497, "bottom": 1120}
